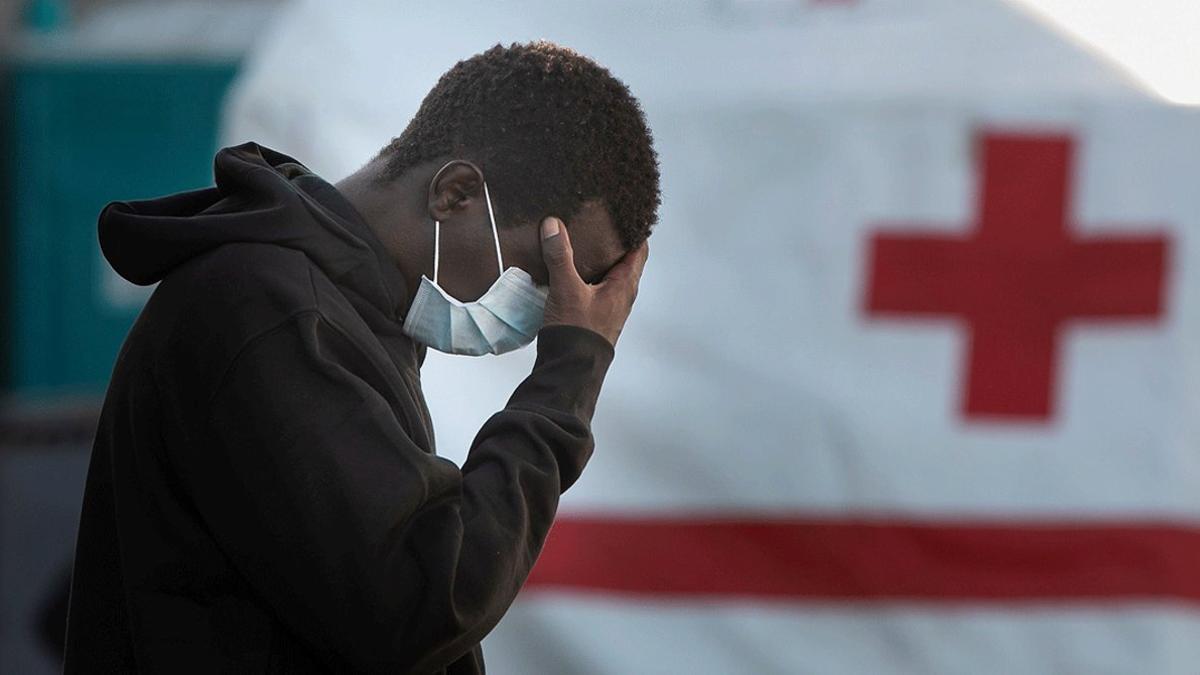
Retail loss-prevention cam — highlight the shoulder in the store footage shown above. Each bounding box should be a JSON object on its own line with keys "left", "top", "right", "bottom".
{"left": 162, "top": 242, "right": 318, "bottom": 316}
{"left": 156, "top": 242, "right": 319, "bottom": 329}
{"left": 141, "top": 243, "right": 321, "bottom": 381}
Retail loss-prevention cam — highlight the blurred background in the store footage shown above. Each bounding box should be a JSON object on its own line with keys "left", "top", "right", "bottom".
{"left": 2, "top": 0, "right": 1200, "bottom": 673}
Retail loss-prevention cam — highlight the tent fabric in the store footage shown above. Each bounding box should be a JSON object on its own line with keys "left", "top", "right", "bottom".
{"left": 221, "top": 0, "right": 1151, "bottom": 181}
{"left": 219, "top": 1, "right": 1200, "bottom": 672}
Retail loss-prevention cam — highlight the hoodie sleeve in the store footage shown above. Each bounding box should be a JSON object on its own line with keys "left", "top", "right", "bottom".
{"left": 182, "top": 309, "right": 613, "bottom": 673}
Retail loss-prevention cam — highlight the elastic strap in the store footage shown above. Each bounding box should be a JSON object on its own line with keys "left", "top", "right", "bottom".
{"left": 433, "top": 219, "right": 441, "bottom": 284}
{"left": 483, "top": 181, "right": 505, "bottom": 275}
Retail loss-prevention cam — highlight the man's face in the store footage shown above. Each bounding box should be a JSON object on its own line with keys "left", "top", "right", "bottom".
{"left": 510, "top": 199, "right": 626, "bottom": 287}
{"left": 449, "top": 196, "right": 627, "bottom": 301}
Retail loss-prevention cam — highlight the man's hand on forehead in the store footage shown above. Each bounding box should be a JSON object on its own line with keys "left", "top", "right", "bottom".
{"left": 538, "top": 216, "right": 649, "bottom": 347}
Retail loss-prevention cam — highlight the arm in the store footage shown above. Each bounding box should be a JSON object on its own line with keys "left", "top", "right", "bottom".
{"left": 183, "top": 309, "right": 613, "bottom": 673}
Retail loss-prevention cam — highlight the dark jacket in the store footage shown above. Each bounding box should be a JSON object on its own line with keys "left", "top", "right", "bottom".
{"left": 63, "top": 143, "right": 614, "bottom": 673}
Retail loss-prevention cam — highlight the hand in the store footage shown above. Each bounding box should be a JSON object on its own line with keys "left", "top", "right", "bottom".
{"left": 539, "top": 216, "right": 649, "bottom": 347}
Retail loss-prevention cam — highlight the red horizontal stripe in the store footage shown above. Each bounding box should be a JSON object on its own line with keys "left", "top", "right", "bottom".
{"left": 524, "top": 515, "right": 1200, "bottom": 603}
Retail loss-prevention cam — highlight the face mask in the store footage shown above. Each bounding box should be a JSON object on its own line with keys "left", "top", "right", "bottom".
{"left": 401, "top": 179, "right": 549, "bottom": 356}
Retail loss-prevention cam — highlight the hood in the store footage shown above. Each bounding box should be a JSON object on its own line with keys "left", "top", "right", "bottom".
{"left": 98, "top": 142, "right": 409, "bottom": 323}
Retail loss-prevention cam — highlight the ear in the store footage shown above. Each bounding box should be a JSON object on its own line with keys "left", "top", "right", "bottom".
{"left": 427, "top": 160, "right": 485, "bottom": 223}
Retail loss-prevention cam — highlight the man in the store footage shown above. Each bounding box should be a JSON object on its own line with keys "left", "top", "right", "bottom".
{"left": 63, "top": 40, "right": 660, "bottom": 673}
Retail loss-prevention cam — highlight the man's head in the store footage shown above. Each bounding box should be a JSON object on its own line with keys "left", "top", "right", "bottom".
{"left": 348, "top": 40, "right": 661, "bottom": 304}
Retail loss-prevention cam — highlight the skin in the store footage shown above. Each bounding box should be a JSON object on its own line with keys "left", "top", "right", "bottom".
{"left": 336, "top": 155, "right": 649, "bottom": 346}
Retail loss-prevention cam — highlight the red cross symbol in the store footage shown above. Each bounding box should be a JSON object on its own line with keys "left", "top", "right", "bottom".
{"left": 864, "top": 132, "right": 1170, "bottom": 421}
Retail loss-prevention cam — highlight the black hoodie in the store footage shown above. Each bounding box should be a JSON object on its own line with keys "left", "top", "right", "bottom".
{"left": 63, "top": 143, "right": 614, "bottom": 674}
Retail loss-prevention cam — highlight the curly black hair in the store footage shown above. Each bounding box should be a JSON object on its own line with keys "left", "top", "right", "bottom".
{"left": 372, "top": 40, "right": 661, "bottom": 250}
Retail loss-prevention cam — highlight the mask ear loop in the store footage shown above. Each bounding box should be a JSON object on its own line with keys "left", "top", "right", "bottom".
{"left": 432, "top": 219, "right": 442, "bottom": 285}
{"left": 482, "top": 181, "right": 505, "bottom": 276}
{"left": 428, "top": 159, "right": 457, "bottom": 287}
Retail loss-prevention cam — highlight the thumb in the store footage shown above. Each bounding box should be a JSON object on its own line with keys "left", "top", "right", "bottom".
{"left": 540, "top": 217, "right": 582, "bottom": 286}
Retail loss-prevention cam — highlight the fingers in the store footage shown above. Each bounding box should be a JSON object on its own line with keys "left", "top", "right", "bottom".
{"left": 540, "top": 216, "right": 585, "bottom": 287}
{"left": 630, "top": 240, "right": 649, "bottom": 284}
{"left": 602, "top": 240, "right": 650, "bottom": 286}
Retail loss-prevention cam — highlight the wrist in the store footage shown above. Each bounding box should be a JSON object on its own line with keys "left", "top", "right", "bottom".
{"left": 503, "top": 324, "right": 615, "bottom": 424}
{"left": 538, "top": 321, "right": 615, "bottom": 349}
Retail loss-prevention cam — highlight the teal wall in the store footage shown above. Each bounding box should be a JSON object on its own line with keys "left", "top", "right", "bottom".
{"left": 6, "top": 60, "right": 240, "bottom": 395}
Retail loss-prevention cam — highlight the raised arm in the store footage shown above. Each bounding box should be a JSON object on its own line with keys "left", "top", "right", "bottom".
{"left": 180, "top": 310, "right": 613, "bottom": 673}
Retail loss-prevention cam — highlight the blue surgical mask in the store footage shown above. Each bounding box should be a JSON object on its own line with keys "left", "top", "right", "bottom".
{"left": 401, "top": 179, "right": 549, "bottom": 356}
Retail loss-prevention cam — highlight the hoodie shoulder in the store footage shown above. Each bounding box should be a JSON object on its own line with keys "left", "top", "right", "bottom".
{"left": 143, "top": 241, "right": 320, "bottom": 377}
{"left": 167, "top": 240, "right": 317, "bottom": 311}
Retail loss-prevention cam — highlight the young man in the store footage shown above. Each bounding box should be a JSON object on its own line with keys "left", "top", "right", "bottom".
{"left": 63, "top": 40, "right": 660, "bottom": 673}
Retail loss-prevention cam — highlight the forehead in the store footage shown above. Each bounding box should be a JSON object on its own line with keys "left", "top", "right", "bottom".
{"left": 568, "top": 199, "right": 625, "bottom": 284}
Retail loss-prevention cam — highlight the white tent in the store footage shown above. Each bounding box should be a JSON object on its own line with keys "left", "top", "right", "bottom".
{"left": 223, "top": 1, "right": 1200, "bottom": 672}
{"left": 225, "top": 0, "right": 1152, "bottom": 180}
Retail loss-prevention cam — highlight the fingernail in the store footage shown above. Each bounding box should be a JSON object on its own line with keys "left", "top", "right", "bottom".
{"left": 541, "top": 217, "right": 560, "bottom": 240}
